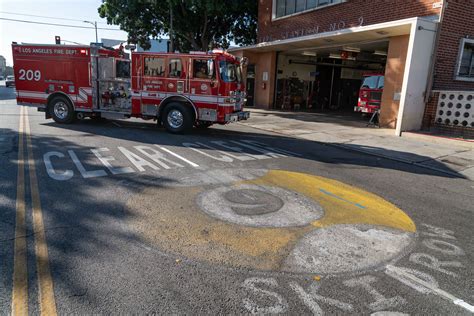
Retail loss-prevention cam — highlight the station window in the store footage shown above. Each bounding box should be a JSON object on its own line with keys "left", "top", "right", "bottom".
{"left": 144, "top": 57, "right": 165, "bottom": 77}
{"left": 456, "top": 38, "right": 474, "bottom": 81}
{"left": 274, "top": 0, "right": 342, "bottom": 18}
{"left": 193, "top": 59, "right": 214, "bottom": 79}
{"left": 169, "top": 58, "right": 182, "bottom": 78}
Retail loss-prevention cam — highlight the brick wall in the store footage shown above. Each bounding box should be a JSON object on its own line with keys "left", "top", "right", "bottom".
{"left": 432, "top": 1, "right": 474, "bottom": 91}
{"left": 422, "top": 92, "right": 440, "bottom": 129}
{"left": 422, "top": 92, "right": 474, "bottom": 139}
{"left": 258, "top": 0, "right": 440, "bottom": 43}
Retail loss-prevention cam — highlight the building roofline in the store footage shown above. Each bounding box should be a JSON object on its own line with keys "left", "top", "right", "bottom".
{"left": 229, "top": 17, "right": 437, "bottom": 53}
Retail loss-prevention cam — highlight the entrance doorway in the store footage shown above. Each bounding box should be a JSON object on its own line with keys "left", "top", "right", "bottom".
{"left": 274, "top": 41, "right": 388, "bottom": 118}
{"left": 246, "top": 64, "right": 256, "bottom": 107}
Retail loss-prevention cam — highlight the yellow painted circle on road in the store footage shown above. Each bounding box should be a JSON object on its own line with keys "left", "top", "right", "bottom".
{"left": 245, "top": 170, "right": 416, "bottom": 233}
{"left": 127, "top": 170, "right": 416, "bottom": 274}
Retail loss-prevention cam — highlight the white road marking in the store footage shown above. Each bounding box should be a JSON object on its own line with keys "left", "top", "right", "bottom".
{"left": 242, "top": 278, "right": 288, "bottom": 314}
{"left": 231, "top": 140, "right": 286, "bottom": 158}
{"left": 134, "top": 145, "right": 184, "bottom": 169}
{"left": 182, "top": 142, "right": 234, "bottom": 162}
{"left": 210, "top": 141, "right": 258, "bottom": 161}
{"left": 43, "top": 151, "right": 73, "bottom": 181}
{"left": 91, "top": 148, "right": 134, "bottom": 175}
{"left": 290, "top": 281, "right": 353, "bottom": 314}
{"left": 344, "top": 276, "right": 406, "bottom": 311}
{"left": 386, "top": 265, "right": 474, "bottom": 313}
{"left": 157, "top": 146, "right": 199, "bottom": 167}
{"left": 422, "top": 239, "right": 465, "bottom": 256}
{"left": 241, "top": 140, "right": 302, "bottom": 157}
{"left": 43, "top": 140, "right": 299, "bottom": 180}
{"left": 118, "top": 146, "right": 160, "bottom": 172}
{"left": 421, "top": 223, "right": 456, "bottom": 240}
{"left": 68, "top": 150, "right": 107, "bottom": 178}
{"left": 409, "top": 253, "right": 462, "bottom": 277}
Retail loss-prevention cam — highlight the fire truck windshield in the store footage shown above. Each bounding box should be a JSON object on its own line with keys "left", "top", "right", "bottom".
{"left": 361, "top": 75, "right": 383, "bottom": 89}
{"left": 218, "top": 60, "right": 242, "bottom": 83}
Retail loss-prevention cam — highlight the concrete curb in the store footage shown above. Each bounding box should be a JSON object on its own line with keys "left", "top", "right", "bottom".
{"left": 402, "top": 132, "right": 474, "bottom": 150}
{"left": 239, "top": 123, "right": 467, "bottom": 180}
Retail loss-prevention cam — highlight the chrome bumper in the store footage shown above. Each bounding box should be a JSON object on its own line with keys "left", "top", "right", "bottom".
{"left": 225, "top": 111, "right": 250, "bottom": 122}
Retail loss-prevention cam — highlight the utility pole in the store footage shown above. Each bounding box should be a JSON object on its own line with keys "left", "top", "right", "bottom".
{"left": 83, "top": 20, "right": 98, "bottom": 43}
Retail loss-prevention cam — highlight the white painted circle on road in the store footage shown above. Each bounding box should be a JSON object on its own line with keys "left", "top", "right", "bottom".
{"left": 197, "top": 184, "right": 324, "bottom": 227}
{"left": 283, "top": 224, "right": 414, "bottom": 274}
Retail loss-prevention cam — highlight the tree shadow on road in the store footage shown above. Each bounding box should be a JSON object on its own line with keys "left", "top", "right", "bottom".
{"left": 41, "top": 118, "right": 466, "bottom": 180}
{"left": 0, "top": 114, "right": 469, "bottom": 312}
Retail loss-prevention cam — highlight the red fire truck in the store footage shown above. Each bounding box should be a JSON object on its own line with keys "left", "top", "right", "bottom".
{"left": 12, "top": 43, "right": 249, "bottom": 133}
{"left": 354, "top": 73, "right": 384, "bottom": 114}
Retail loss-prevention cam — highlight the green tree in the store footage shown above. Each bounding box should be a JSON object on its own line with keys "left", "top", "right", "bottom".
{"left": 98, "top": 0, "right": 257, "bottom": 52}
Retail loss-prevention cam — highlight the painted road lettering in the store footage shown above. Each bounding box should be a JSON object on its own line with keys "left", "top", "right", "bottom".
{"left": 210, "top": 140, "right": 265, "bottom": 161}
{"left": 43, "top": 151, "right": 74, "bottom": 181}
{"left": 91, "top": 148, "right": 134, "bottom": 175}
{"left": 157, "top": 146, "right": 199, "bottom": 167}
{"left": 68, "top": 150, "right": 107, "bottom": 178}
{"left": 420, "top": 223, "right": 456, "bottom": 240}
{"left": 242, "top": 278, "right": 288, "bottom": 314}
{"left": 290, "top": 281, "right": 353, "bottom": 314}
{"left": 118, "top": 146, "right": 161, "bottom": 172}
{"left": 43, "top": 140, "right": 296, "bottom": 180}
{"left": 230, "top": 140, "right": 285, "bottom": 158}
{"left": 134, "top": 145, "right": 184, "bottom": 169}
{"left": 385, "top": 223, "right": 474, "bottom": 313}
{"left": 409, "top": 253, "right": 462, "bottom": 277}
{"left": 343, "top": 276, "right": 405, "bottom": 311}
{"left": 240, "top": 222, "right": 474, "bottom": 314}
{"left": 422, "top": 239, "right": 465, "bottom": 256}
{"left": 182, "top": 142, "right": 234, "bottom": 162}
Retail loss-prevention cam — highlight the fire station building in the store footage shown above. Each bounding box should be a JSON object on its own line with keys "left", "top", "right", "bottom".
{"left": 231, "top": 0, "right": 474, "bottom": 137}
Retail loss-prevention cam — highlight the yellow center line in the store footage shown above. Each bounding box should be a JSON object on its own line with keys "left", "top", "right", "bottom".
{"left": 24, "top": 107, "right": 58, "bottom": 316}
{"left": 12, "top": 106, "right": 28, "bottom": 316}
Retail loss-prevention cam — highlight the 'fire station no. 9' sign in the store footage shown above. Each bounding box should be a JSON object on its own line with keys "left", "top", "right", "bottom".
{"left": 18, "top": 69, "right": 41, "bottom": 81}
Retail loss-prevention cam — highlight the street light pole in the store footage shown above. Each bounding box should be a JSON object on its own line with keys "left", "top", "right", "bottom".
{"left": 83, "top": 20, "right": 98, "bottom": 43}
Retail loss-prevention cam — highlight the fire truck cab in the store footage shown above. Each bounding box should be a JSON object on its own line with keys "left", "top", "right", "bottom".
{"left": 12, "top": 43, "right": 249, "bottom": 133}
{"left": 354, "top": 73, "right": 384, "bottom": 114}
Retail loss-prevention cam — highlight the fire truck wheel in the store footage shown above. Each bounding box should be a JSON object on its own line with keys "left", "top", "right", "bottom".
{"left": 49, "top": 96, "right": 75, "bottom": 124}
{"left": 163, "top": 103, "right": 193, "bottom": 133}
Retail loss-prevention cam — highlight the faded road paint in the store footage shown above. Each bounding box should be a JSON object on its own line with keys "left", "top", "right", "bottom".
{"left": 128, "top": 169, "right": 416, "bottom": 274}
{"left": 247, "top": 170, "right": 416, "bottom": 233}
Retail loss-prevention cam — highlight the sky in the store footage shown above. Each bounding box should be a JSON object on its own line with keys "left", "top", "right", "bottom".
{"left": 0, "top": 0, "right": 129, "bottom": 66}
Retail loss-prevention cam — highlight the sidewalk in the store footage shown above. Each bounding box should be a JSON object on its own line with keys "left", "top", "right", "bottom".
{"left": 239, "top": 109, "right": 474, "bottom": 181}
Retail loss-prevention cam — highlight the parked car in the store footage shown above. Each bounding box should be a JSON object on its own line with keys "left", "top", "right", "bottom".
{"left": 0, "top": 76, "right": 4, "bottom": 80}
{"left": 5, "top": 75, "right": 15, "bottom": 87}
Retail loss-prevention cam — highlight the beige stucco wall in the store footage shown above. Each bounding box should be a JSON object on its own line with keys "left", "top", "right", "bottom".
{"left": 234, "top": 50, "right": 276, "bottom": 109}
{"left": 380, "top": 35, "right": 409, "bottom": 128}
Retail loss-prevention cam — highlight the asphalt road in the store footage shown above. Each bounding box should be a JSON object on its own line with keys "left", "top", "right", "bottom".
{"left": 0, "top": 83, "right": 473, "bottom": 315}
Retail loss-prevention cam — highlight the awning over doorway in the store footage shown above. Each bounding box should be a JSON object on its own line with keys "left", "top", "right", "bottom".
{"left": 230, "top": 17, "right": 439, "bottom": 136}
{"left": 230, "top": 17, "right": 425, "bottom": 54}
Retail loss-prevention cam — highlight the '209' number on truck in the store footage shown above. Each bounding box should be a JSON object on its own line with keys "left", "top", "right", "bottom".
{"left": 19, "top": 69, "right": 41, "bottom": 81}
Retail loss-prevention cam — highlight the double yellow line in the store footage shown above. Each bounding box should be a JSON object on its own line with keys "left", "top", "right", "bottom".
{"left": 12, "top": 106, "right": 57, "bottom": 315}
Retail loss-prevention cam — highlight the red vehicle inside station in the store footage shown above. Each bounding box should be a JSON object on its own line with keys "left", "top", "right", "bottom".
{"left": 354, "top": 73, "right": 384, "bottom": 114}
